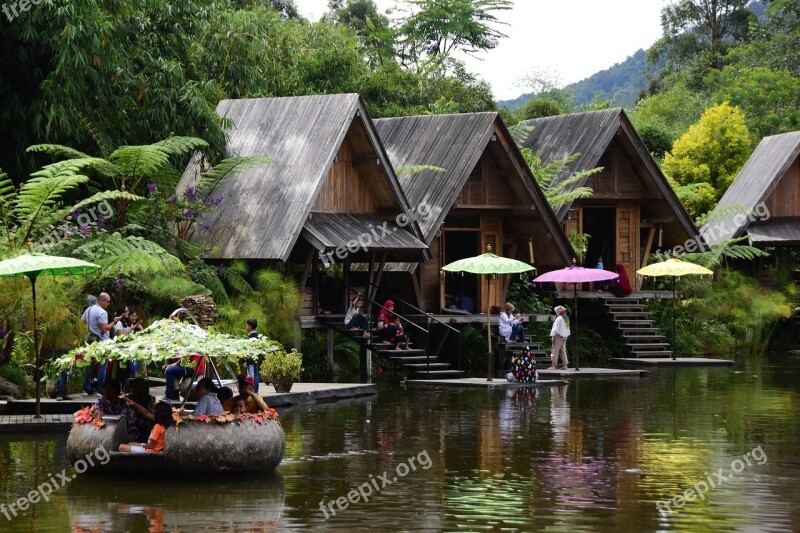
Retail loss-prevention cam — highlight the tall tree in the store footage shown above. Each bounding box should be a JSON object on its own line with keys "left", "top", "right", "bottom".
{"left": 649, "top": 0, "right": 754, "bottom": 85}
{"left": 396, "top": 0, "right": 512, "bottom": 70}
{"left": 326, "top": 0, "right": 395, "bottom": 66}
{"left": 662, "top": 102, "right": 751, "bottom": 216}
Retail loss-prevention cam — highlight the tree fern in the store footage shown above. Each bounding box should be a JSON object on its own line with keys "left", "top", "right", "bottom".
{"left": 153, "top": 136, "right": 210, "bottom": 156}
{"left": 517, "top": 145, "right": 596, "bottom": 211}
{"left": 72, "top": 233, "right": 184, "bottom": 277}
{"left": 683, "top": 236, "right": 770, "bottom": 269}
{"left": 15, "top": 159, "right": 104, "bottom": 242}
{"left": 39, "top": 190, "right": 145, "bottom": 231}
{"left": 395, "top": 164, "right": 446, "bottom": 176}
{"left": 0, "top": 171, "right": 15, "bottom": 246}
{"left": 109, "top": 145, "right": 172, "bottom": 191}
{"left": 143, "top": 276, "right": 211, "bottom": 300}
{"left": 193, "top": 156, "right": 274, "bottom": 200}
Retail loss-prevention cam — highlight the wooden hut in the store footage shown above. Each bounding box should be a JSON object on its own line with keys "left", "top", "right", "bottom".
{"left": 374, "top": 113, "right": 573, "bottom": 313}
{"left": 701, "top": 131, "right": 800, "bottom": 283}
{"left": 178, "top": 94, "right": 429, "bottom": 315}
{"left": 518, "top": 108, "right": 699, "bottom": 288}
{"left": 701, "top": 131, "right": 800, "bottom": 247}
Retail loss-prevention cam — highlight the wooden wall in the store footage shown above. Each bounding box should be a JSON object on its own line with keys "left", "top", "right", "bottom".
{"left": 312, "top": 138, "right": 379, "bottom": 214}
{"left": 455, "top": 156, "right": 514, "bottom": 206}
{"left": 589, "top": 143, "right": 647, "bottom": 198}
{"left": 765, "top": 157, "right": 800, "bottom": 217}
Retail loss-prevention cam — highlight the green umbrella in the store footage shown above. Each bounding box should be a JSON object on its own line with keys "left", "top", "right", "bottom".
{"left": 441, "top": 248, "right": 534, "bottom": 381}
{"left": 0, "top": 253, "right": 100, "bottom": 417}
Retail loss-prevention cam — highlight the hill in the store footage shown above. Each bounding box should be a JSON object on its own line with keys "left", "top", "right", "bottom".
{"left": 498, "top": 49, "right": 648, "bottom": 111}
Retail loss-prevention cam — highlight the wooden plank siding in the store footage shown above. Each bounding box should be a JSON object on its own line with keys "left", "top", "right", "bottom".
{"left": 177, "top": 94, "right": 428, "bottom": 263}
{"left": 702, "top": 131, "right": 800, "bottom": 244}
{"left": 765, "top": 157, "right": 800, "bottom": 217}
{"left": 374, "top": 113, "right": 574, "bottom": 311}
{"left": 520, "top": 108, "right": 698, "bottom": 261}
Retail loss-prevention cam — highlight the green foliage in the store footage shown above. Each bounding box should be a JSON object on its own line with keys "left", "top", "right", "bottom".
{"left": 506, "top": 273, "right": 551, "bottom": 314}
{"left": 72, "top": 233, "right": 185, "bottom": 278}
{"left": 707, "top": 66, "right": 800, "bottom": 138}
{"left": 516, "top": 99, "right": 564, "bottom": 121}
{"left": 568, "top": 231, "right": 591, "bottom": 263}
{"left": 0, "top": 364, "right": 29, "bottom": 391}
{"left": 513, "top": 145, "right": 597, "bottom": 212}
{"left": 260, "top": 349, "right": 303, "bottom": 379}
{"left": 662, "top": 102, "right": 751, "bottom": 216}
{"left": 396, "top": 0, "right": 512, "bottom": 68}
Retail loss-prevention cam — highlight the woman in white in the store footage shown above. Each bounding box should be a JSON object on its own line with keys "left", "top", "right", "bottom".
{"left": 498, "top": 302, "right": 525, "bottom": 342}
{"left": 549, "top": 305, "right": 570, "bottom": 369}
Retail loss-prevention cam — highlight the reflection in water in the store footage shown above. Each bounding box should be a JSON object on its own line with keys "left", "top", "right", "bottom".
{"left": 2, "top": 356, "right": 800, "bottom": 532}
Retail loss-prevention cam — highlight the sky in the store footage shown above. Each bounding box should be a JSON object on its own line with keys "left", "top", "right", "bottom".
{"left": 295, "top": 0, "right": 668, "bottom": 101}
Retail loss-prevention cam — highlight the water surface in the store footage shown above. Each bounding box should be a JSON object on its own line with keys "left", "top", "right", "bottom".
{"left": 1, "top": 355, "right": 799, "bottom": 532}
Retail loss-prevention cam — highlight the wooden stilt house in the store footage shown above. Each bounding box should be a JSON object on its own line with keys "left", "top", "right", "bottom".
{"left": 374, "top": 113, "right": 573, "bottom": 313}
{"left": 178, "top": 94, "right": 430, "bottom": 315}
{"left": 701, "top": 131, "right": 800, "bottom": 283}
{"left": 518, "top": 108, "right": 699, "bottom": 288}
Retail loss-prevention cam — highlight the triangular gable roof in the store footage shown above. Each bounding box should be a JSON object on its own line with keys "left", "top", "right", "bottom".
{"left": 701, "top": 131, "right": 800, "bottom": 245}
{"left": 519, "top": 108, "right": 697, "bottom": 242}
{"left": 178, "top": 94, "right": 424, "bottom": 261}
{"left": 374, "top": 113, "right": 573, "bottom": 263}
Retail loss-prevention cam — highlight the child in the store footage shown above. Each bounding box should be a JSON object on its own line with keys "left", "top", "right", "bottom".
{"left": 119, "top": 401, "right": 172, "bottom": 453}
{"left": 232, "top": 395, "right": 247, "bottom": 415}
{"left": 391, "top": 316, "right": 410, "bottom": 351}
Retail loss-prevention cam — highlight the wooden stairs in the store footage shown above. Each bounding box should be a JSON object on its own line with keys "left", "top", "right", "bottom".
{"left": 494, "top": 333, "right": 552, "bottom": 369}
{"left": 605, "top": 298, "right": 672, "bottom": 358}
{"left": 328, "top": 322, "right": 463, "bottom": 379}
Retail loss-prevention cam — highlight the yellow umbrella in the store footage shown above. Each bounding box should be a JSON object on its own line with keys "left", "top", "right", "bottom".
{"left": 637, "top": 256, "right": 712, "bottom": 359}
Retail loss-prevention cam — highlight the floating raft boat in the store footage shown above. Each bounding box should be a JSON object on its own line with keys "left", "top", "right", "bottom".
{"left": 67, "top": 415, "right": 285, "bottom": 474}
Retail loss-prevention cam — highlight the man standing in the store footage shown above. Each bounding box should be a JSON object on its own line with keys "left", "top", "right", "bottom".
{"left": 548, "top": 306, "right": 570, "bottom": 370}
{"left": 82, "top": 292, "right": 123, "bottom": 395}
{"left": 245, "top": 318, "right": 260, "bottom": 393}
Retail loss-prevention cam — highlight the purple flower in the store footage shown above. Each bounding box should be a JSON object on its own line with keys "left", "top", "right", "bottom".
{"left": 114, "top": 279, "right": 124, "bottom": 291}
{"left": 97, "top": 218, "right": 109, "bottom": 230}
{"left": 80, "top": 225, "right": 89, "bottom": 235}
{"left": 183, "top": 209, "right": 199, "bottom": 219}
{"left": 146, "top": 183, "right": 157, "bottom": 193}
{"left": 205, "top": 196, "right": 223, "bottom": 207}
{"left": 183, "top": 187, "right": 198, "bottom": 201}
{"left": 201, "top": 223, "right": 211, "bottom": 232}
{"left": 71, "top": 208, "right": 83, "bottom": 218}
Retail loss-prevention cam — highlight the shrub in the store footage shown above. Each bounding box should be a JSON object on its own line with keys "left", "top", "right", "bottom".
{"left": 0, "top": 364, "right": 28, "bottom": 392}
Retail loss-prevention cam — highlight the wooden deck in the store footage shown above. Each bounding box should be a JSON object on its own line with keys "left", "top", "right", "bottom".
{"left": 537, "top": 367, "right": 650, "bottom": 378}
{"left": 554, "top": 290, "right": 678, "bottom": 300}
{"left": 407, "top": 378, "right": 566, "bottom": 388}
{"left": 612, "top": 357, "right": 735, "bottom": 366}
{"left": 299, "top": 313, "right": 552, "bottom": 329}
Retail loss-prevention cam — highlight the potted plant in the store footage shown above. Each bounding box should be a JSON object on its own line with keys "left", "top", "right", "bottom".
{"left": 260, "top": 349, "right": 302, "bottom": 393}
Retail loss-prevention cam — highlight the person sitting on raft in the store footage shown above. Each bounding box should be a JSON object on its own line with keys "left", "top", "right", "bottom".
{"left": 223, "top": 375, "right": 269, "bottom": 413}
{"left": 93, "top": 378, "right": 136, "bottom": 440}
{"left": 125, "top": 377, "right": 156, "bottom": 443}
{"left": 191, "top": 377, "right": 225, "bottom": 416}
{"left": 119, "top": 402, "right": 172, "bottom": 453}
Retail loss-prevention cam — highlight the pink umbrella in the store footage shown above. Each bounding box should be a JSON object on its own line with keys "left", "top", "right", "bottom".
{"left": 533, "top": 259, "right": 619, "bottom": 371}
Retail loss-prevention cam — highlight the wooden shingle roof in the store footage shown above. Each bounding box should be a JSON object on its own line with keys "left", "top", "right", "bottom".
{"left": 701, "top": 131, "right": 800, "bottom": 245}
{"left": 374, "top": 113, "right": 573, "bottom": 263}
{"left": 178, "top": 94, "right": 424, "bottom": 261}
{"left": 518, "top": 108, "right": 698, "bottom": 244}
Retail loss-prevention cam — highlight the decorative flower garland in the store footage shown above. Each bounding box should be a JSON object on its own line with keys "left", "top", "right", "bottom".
{"left": 73, "top": 406, "right": 105, "bottom": 429}
{"left": 172, "top": 408, "right": 280, "bottom": 426}
{"left": 51, "top": 318, "right": 283, "bottom": 373}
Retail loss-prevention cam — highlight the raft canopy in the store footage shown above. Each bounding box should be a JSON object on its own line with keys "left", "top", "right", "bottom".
{"left": 50, "top": 319, "right": 283, "bottom": 373}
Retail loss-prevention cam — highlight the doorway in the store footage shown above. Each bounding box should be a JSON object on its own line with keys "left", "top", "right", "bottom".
{"left": 442, "top": 230, "right": 479, "bottom": 312}
{"left": 582, "top": 207, "right": 615, "bottom": 269}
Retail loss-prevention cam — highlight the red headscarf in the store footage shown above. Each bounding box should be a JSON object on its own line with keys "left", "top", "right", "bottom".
{"left": 615, "top": 264, "right": 632, "bottom": 295}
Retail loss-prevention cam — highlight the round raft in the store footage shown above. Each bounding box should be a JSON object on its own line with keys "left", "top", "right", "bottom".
{"left": 67, "top": 415, "right": 285, "bottom": 474}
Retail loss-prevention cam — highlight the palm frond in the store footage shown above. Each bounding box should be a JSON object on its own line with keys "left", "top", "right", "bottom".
{"left": 0, "top": 171, "right": 16, "bottom": 245}
{"left": 39, "top": 190, "right": 145, "bottom": 230}
{"left": 694, "top": 204, "right": 751, "bottom": 228}
{"left": 153, "top": 136, "right": 210, "bottom": 156}
{"left": 189, "top": 261, "right": 231, "bottom": 306}
{"left": 218, "top": 263, "right": 254, "bottom": 296}
{"left": 71, "top": 233, "right": 184, "bottom": 277}
{"left": 395, "top": 164, "right": 446, "bottom": 176}
{"left": 15, "top": 159, "right": 102, "bottom": 242}
{"left": 196, "top": 156, "right": 274, "bottom": 200}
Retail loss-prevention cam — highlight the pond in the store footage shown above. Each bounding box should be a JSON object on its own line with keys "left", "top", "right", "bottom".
{"left": 1, "top": 355, "right": 799, "bottom": 532}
